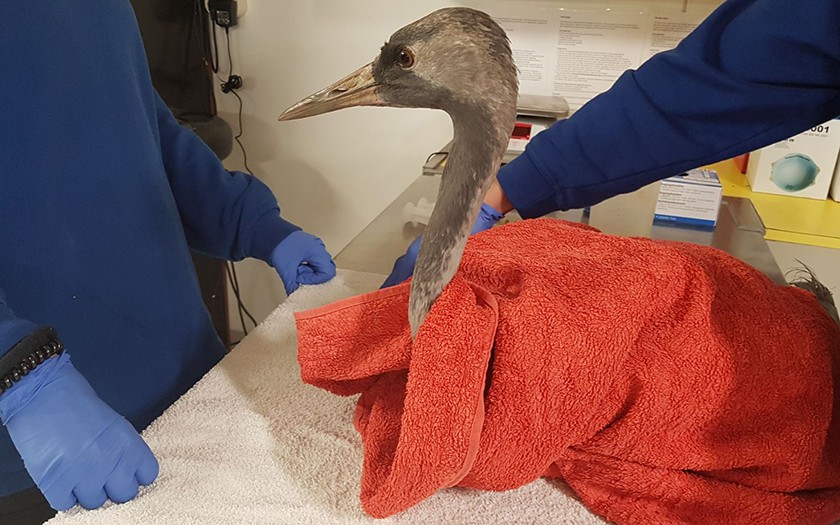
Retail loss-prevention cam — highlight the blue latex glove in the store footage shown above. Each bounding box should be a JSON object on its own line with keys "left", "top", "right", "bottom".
{"left": 381, "top": 202, "right": 505, "bottom": 288}
{"left": 270, "top": 230, "right": 337, "bottom": 296}
{"left": 0, "top": 352, "right": 159, "bottom": 511}
{"left": 381, "top": 235, "right": 423, "bottom": 289}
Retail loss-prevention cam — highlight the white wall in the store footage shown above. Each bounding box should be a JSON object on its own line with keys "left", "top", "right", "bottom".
{"left": 214, "top": 0, "right": 723, "bottom": 332}
{"left": 214, "top": 1, "right": 459, "bottom": 330}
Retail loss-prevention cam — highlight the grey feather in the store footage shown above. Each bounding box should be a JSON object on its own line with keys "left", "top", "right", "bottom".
{"left": 787, "top": 261, "right": 839, "bottom": 326}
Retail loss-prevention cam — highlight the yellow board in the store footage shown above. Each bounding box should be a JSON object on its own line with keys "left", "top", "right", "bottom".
{"left": 708, "top": 159, "right": 840, "bottom": 249}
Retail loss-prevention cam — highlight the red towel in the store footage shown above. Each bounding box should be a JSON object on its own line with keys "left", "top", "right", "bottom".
{"left": 295, "top": 218, "right": 840, "bottom": 524}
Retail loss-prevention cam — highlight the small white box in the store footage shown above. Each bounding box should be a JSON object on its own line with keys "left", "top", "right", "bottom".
{"left": 746, "top": 119, "right": 840, "bottom": 200}
{"left": 654, "top": 168, "right": 723, "bottom": 229}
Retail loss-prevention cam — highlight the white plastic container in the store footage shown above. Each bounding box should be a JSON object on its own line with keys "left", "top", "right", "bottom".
{"left": 403, "top": 198, "right": 435, "bottom": 226}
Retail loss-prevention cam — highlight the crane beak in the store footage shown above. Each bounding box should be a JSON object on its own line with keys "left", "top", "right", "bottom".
{"left": 278, "top": 62, "right": 386, "bottom": 121}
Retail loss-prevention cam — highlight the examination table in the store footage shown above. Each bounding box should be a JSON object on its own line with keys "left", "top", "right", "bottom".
{"left": 45, "top": 175, "right": 794, "bottom": 524}
{"left": 46, "top": 269, "right": 607, "bottom": 525}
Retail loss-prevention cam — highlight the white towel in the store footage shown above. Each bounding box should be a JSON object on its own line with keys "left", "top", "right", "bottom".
{"left": 46, "top": 270, "right": 606, "bottom": 525}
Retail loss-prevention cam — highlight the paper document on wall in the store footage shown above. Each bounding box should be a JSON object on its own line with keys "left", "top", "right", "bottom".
{"left": 491, "top": 5, "right": 711, "bottom": 111}
{"left": 494, "top": 13, "right": 556, "bottom": 98}
{"left": 643, "top": 12, "right": 707, "bottom": 60}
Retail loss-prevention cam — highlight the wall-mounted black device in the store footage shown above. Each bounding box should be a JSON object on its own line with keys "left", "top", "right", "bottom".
{"left": 208, "top": 0, "right": 237, "bottom": 28}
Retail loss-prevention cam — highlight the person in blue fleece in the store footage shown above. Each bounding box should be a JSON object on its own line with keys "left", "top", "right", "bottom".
{"left": 0, "top": 2, "right": 335, "bottom": 523}
{"left": 384, "top": 0, "right": 840, "bottom": 286}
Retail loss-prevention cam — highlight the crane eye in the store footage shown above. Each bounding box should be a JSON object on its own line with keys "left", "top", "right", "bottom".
{"left": 397, "top": 48, "right": 415, "bottom": 69}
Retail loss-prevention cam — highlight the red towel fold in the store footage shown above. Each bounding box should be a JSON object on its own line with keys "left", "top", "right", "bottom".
{"left": 295, "top": 218, "right": 840, "bottom": 524}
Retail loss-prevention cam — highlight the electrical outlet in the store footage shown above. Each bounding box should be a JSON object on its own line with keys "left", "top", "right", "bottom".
{"left": 205, "top": 0, "right": 247, "bottom": 21}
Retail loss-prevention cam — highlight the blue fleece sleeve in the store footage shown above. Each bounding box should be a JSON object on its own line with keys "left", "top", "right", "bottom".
{"left": 498, "top": 0, "right": 840, "bottom": 217}
{"left": 153, "top": 92, "right": 299, "bottom": 262}
{"left": 0, "top": 287, "right": 37, "bottom": 359}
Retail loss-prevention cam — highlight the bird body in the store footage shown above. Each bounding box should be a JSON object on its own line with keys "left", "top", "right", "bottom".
{"left": 279, "top": 8, "right": 518, "bottom": 335}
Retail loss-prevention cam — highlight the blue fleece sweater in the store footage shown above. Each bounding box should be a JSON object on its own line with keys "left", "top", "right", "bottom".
{"left": 499, "top": 0, "right": 840, "bottom": 216}
{"left": 0, "top": 1, "right": 298, "bottom": 496}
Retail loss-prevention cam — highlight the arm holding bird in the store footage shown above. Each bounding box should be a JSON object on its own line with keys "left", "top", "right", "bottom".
{"left": 494, "top": 0, "right": 840, "bottom": 217}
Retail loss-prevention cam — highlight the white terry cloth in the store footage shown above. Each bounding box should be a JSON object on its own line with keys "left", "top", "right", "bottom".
{"left": 47, "top": 269, "right": 606, "bottom": 525}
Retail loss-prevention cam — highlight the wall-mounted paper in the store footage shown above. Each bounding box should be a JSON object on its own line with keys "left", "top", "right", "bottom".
{"left": 643, "top": 11, "right": 707, "bottom": 59}
{"left": 493, "top": 12, "right": 556, "bottom": 97}
{"left": 491, "top": 4, "right": 711, "bottom": 111}
{"left": 553, "top": 10, "right": 648, "bottom": 109}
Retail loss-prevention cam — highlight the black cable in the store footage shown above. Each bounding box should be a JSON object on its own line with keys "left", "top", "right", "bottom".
{"left": 209, "top": 16, "right": 267, "bottom": 342}
{"left": 229, "top": 90, "right": 254, "bottom": 176}
{"left": 187, "top": 1, "right": 216, "bottom": 110}
{"left": 233, "top": 266, "right": 258, "bottom": 328}
{"left": 225, "top": 261, "right": 257, "bottom": 335}
{"left": 217, "top": 27, "right": 254, "bottom": 176}
{"left": 225, "top": 26, "right": 233, "bottom": 76}
{"left": 215, "top": 26, "right": 234, "bottom": 86}
{"left": 223, "top": 261, "right": 245, "bottom": 335}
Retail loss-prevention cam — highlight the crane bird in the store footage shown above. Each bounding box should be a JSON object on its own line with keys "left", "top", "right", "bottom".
{"left": 279, "top": 7, "right": 518, "bottom": 336}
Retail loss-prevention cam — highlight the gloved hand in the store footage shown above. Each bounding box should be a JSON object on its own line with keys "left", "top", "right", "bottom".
{"left": 381, "top": 235, "right": 423, "bottom": 289}
{"left": 0, "top": 352, "right": 159, "bottom": 511}
{"left": 270, "top": 230, "right": 337, "bottom": 296}
{"left": 381, "top": 202, "right": 505, "bottom": 288}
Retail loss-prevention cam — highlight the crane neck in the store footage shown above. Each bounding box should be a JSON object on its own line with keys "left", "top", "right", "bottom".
{"left": 407, "top": 105, "right": 514, "bottom": 335}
